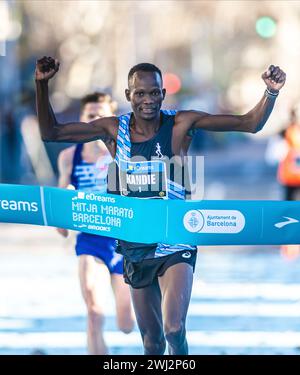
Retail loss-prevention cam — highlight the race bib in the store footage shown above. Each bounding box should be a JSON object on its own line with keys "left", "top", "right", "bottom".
{"left": 118, "top": 159, "right": 168, "bottom": 198}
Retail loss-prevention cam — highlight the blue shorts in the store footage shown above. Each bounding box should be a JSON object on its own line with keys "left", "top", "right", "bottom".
{"left": 75, "top": 233, "right": 123, "bottom": 275}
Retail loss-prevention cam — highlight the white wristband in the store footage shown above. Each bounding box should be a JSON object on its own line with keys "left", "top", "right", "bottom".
{"left": 265, "top": 88, "right": 279, "bottom": 98}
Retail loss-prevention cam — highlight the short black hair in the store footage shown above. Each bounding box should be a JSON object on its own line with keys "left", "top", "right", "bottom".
{"left": 80, "top": 92, "right": 117, "bottom": 112}
{"left": 128, "top": 63, "right": 162, "bottom": 86}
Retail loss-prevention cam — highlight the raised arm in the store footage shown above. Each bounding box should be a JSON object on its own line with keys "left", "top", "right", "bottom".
{"left": 176, "top": 65, "right": 286, "bottom": 134}
{"left": 35, "top": 56, "right": 118, "bottom": 143}
{"left": 55, "top": 147, "right": 75, "bottom": 238}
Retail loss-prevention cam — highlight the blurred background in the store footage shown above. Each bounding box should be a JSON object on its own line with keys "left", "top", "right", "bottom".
{"left": 1, "top": 0, "right": 300, "bottom": 355}
{"left": 1, "top": 0, "right": 300, "bottom": 186}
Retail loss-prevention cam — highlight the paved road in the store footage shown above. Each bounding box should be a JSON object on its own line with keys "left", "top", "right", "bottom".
{"left": 1, "top": 223, "right": 300, "bottom": 355}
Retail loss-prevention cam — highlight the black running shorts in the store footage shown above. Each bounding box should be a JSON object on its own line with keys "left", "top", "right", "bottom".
{"left": 123, "top": 250, "right": 197, "bottom": 289}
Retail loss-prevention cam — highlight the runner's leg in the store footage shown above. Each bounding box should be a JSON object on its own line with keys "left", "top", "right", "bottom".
{"left": 158, "top": 262, "right": 193, "bottom": 355}
{"left": 130, "top": 279, "right": 166, "bottom": 355}
{"left": 78, "top": 254, "right": 110, "bottom": 355}
{"left": 111, "top": 273, "right": 135, "bottom": 333}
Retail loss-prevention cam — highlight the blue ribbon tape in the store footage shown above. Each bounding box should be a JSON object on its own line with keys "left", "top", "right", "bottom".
{"left": 1, "top": 183, "right": 300, "bottom": 245}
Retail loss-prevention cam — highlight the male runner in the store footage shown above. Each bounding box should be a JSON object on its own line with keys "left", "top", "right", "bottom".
{"left": 57, "top": 92, "right": 134, "bottom": 355}
{"left": 35, "top": 56, "right": 286, "bottom": 355}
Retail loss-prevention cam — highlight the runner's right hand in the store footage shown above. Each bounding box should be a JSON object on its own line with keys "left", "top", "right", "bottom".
{"left": 56, "top": 227, "right": 69, "bottom": 238}
{"left": 35, "top": 56, "right": 60, "bottom": 81}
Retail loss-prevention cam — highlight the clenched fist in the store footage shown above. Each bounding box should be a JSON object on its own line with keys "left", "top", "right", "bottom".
{"left": 262, "top": 65, "right": 286, "bottom": 92}
{"left": 35, "top": 56, "right": 60, "bottom": 81}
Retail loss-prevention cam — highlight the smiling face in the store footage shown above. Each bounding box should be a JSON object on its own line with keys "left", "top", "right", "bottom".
{"left": 125, "top": 71, "right": 166, "bottom": 121}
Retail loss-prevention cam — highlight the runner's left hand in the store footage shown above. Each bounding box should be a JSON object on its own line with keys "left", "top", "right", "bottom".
{"left": 262, "top": 65, "right": 286, "bottom": 92}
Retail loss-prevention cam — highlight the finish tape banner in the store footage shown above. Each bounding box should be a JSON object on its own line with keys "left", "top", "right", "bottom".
{"left": 1, "top": 183, "right": 300, "bottom": 245}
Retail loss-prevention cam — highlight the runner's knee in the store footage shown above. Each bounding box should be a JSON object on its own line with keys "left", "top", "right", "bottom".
{"left": 142, "top": 333, "right": 166, "bottom": 355}
{"left": 164, "top": 322, "right": 186, "bottom": 347}
{"left": 117, "top": 315, "right": 135, "bottom": 334}
{"left": 119, "top": 324, "right": 134, "bottom": 334}
{"left": 84, "top": 289, "right": 103, "bottom": 318}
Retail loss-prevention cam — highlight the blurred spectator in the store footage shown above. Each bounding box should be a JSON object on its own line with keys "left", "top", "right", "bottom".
{"left": 272, "top": 106, "right": 300, "bottom": 260}
{"left": 277, "top": 106, "right": 300, "bottom": 200}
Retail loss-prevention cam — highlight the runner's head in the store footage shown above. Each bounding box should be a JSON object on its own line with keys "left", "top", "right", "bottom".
{"left": 80, "top": 92, "right": 117, "bottom": 122}
{"left": 126, "top": 63, "right": 166, "bottom": 121}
